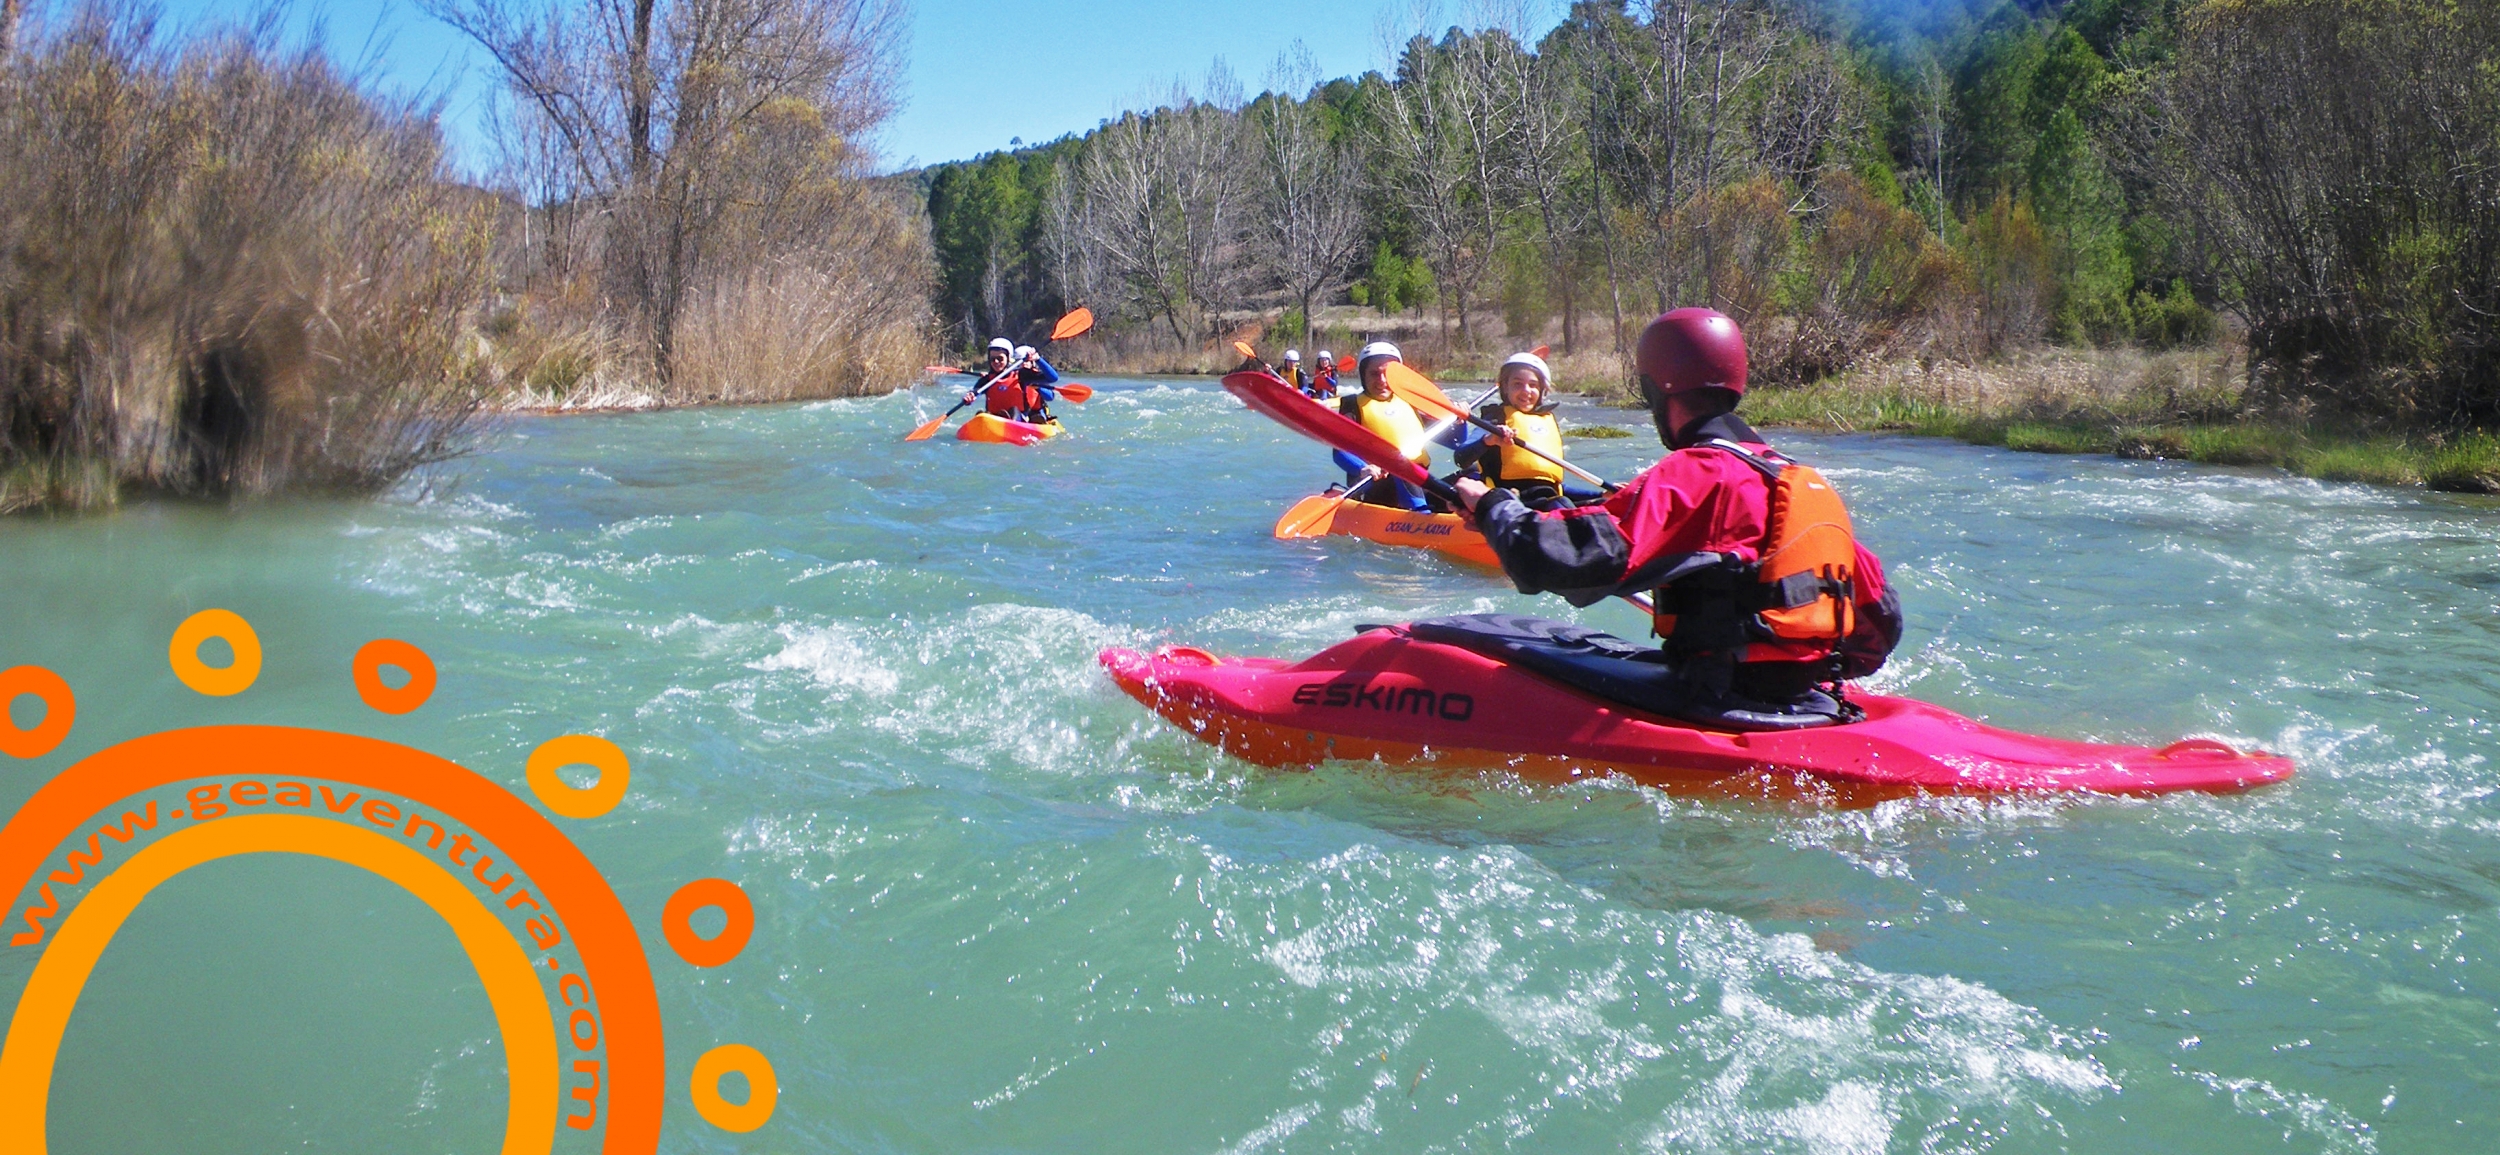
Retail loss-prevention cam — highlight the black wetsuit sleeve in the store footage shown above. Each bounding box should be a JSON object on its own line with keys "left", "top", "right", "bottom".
{"left": 1474, "top": 490, "right": 1631, "bottom": 603}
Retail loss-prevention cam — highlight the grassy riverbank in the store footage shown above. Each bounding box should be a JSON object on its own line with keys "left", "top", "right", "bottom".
{"left": 1734, "top": 349, "right": 2500, "bottom": 494}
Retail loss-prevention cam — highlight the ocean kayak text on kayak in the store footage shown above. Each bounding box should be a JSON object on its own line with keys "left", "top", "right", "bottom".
{"left": 1290, "top": 678, "right": 1477, "bottom": 721}
{"left": 1382, "top": 520, "right": 1457, "bottom": 537}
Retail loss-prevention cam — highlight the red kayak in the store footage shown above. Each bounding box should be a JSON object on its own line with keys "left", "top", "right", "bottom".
{"left": 1100, "top": 615, "right": 2293, "bottom": 802}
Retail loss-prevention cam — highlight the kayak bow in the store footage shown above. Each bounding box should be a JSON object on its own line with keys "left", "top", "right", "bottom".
{"left": 958, "top": 413, "right": 1061, "bottom": 445}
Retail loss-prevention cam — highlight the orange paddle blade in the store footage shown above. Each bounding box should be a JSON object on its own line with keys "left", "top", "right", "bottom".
{"left": 1051, "top": 308, "right": 1094, "bottom": 341}
{"left": 1532, "top": 345, "right": 1550, "bottom": 358}
{"left": 1274, "top": 492, "right": 1348, "bottom": 539}
{"left": 904, "top": 415, "right": 947, "bottom": 441}
{"left": 1383, "top": 362, "right": 1467, "bottom": 421}
{"left": 924, "top": 364, "right": 967, "bottom": 374}
{"left": 1232, "top": 340, "right": 1258, "bottom": 360}
{"left": 1056, "top": 382, "right": 1094, "bottom": 402}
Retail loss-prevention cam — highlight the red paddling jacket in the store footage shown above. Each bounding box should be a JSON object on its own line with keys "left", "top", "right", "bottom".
{"left": 1470, "top": 413, "right": 1902, "bottom": 685}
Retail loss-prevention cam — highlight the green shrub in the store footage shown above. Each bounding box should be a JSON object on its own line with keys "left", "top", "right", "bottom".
{"left": 2132, "top": 281, "right": 2218, "bottom": 350}
{"left": 2423, "top": 434, "right": 2500, "bottom": 493}
{"left": 2002, "top": 422, "right": 2108, "bottom": 454}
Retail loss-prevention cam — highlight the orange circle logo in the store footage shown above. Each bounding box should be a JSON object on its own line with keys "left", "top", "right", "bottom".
{"left": 1, "top": 612, "right": 771, "bottom": 1152}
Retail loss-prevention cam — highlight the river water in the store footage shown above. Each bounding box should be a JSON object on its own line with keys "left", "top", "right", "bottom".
{"left": 5, "top": 376, "right": 2500, "bottom": 1153}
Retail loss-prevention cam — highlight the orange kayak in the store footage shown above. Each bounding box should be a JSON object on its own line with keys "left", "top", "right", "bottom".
{"left": 1272, "top": 492, "right": 1498, "bottom": 568}
{"left": 958, "top": 413, "right": 1061, "bottom": 445}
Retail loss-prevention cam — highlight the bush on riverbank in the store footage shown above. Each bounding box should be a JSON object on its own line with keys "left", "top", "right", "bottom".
{"left": 0, "top": 12, "right": 495, "bottom": 512}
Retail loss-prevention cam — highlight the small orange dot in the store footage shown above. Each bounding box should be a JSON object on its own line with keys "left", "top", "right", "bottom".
{"left": 663, "top": 879, "right": 755, "bottom": 968}
{"left": 352, "top": 639, "right": 437, "bottom": 715}
{"left": 0, "top": 665, "right": 75, "bottom": 760}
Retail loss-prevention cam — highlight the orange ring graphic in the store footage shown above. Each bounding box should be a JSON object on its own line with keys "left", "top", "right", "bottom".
{"left": 353, "top": 639, "right": 438, "bottom": 714}
{"left": 167, "top": 609, "right": 262, "bottom": 697}
{"left": 689, "top": 1044, "right": 777, "bottom": 1133}
{"left": 0, "top": 666, "right": 74, "bottom": 760}
{"left": 0, "top": 726, "right": 665, "bottom": 1155}
{"left": 526, "top": 734, "right": 631, "bottom": 820}
{"left": 0, "top": 815, "right": 558, "bottom": 1155}
{"left": 662, "top": 878, "right": 754, "bottom": 968}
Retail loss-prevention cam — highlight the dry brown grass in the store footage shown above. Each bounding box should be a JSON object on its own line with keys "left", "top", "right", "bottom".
{"left": 1, "top": 8, "right": 494, "bottom": 512}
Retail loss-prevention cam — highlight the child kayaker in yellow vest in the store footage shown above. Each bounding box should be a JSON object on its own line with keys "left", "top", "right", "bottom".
{"left": 1331, "top": 341, "right": 1439, "bottom": 511}
{"left": 1455, "top": 350, "right": 1572, "bottom": 511}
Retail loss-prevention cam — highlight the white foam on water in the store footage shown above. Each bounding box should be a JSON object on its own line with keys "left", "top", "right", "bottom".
{"left": 1194, "top": 836, "right": 2110, "bottom": 1149}
{"left": 750, "top": 621, "right": 903, "bottom": 698}
{"left": 2184, "top": 1068, "right": 2378, "bottom": 1154}
{"left": 1217, "top": 1101, "right": 1322, "bottom": 1154}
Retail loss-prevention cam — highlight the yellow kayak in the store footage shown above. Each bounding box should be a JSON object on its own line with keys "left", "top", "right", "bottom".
{"left": 1272, "top": 492, "right": 1499, "bottom": 568}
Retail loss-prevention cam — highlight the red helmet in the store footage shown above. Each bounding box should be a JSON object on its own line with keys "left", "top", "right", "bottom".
{"left": 1635, "top": 308, "right": 1747, "bottom": 397}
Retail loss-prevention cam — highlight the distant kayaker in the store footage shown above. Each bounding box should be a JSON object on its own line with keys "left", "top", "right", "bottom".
{"left": 1454, "top": 309, "right": 1904, "bottom": 713}
{"left": 1280, "top": 349, "right": 1304, "bottom": 394}
{"left": 1308, "top": 349, "right": 1338, "bottom": 399}
{"left": 1335, "top": 341, "right": 1453, "bottom": 511}
{"left": 1453, "top": 350, "right": 1576, "bottom": 512}
{"left": 979, "top": 342, "right": 1060, "bottom": 424}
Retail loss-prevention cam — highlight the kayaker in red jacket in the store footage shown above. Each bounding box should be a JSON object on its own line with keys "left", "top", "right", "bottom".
{"left": 978, "top": 341, "right": 1060, "bottom": 423}
{"left": 1454, "top": 308, "right": 1903, "bottom": 708}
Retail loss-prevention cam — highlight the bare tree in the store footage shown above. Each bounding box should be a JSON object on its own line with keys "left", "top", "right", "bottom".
{"left": 1168, "top": 66, "right": 1252, "bottom": 332}
{"left": 1058, "top": 82, "right": 1249, "bottom": 349}
{"left": 1061, "top": 109, "right": 1191, "bottom": 346}
{"left": 1507, "top": 25, "right": 1592, "bottom": 351}
{"left": 430, "top": 0, "right": 905, "bottom": 382}
{"left": 1649, "top": 0, "right": 1783, "bottom": 305}
{"left": 1249, "top": 43, "right": 1366, "bottom": 344}
{"left": 1377, "top": 23, "right": 1528, "bottom": 345}
{"left": 1041, "top": 157, "right": 1108, "bottom": 325}
{"left": 1909, "top": 49, "right": 1950, "bottom": 235}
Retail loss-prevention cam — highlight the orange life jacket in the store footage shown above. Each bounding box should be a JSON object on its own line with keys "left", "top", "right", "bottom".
{"left": 985, "top": 372, "right": 1046, "bottom": 420}
{"left": 1653, "top": 440, "right": 1858, "bottom": 665}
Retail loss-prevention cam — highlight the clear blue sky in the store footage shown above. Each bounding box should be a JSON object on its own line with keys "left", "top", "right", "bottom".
{"left": 142, "top": 0, "right": 1559, "bottom": 174}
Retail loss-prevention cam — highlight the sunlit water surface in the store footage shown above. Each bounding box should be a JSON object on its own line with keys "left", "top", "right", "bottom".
{"left": 6, "top": 377, "right": 2500, "bottom": 1153}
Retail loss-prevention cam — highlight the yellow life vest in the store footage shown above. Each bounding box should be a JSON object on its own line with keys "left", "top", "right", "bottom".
{"left": 1495, "top": 407, "right": 1566, "bottom": 486}
{"left": 1354, "top": 394, "right": 1430, "bottom": 465}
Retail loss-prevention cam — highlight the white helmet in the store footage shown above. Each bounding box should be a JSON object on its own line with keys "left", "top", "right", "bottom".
{"left": 1284, "top": 349, "right": 1301, "bottom": 362}
{"left": 1014, "top": 344, "right": 1036, "bottom": 361}
{"left": 1316, "top": 349, "right": 1333, "bottom": 365}
{"left": 1498, "top": 351, "right": 1557, "bottom": 413}
{"left": 1357, "top": 340, "right": 1402, "bottom": 367}
{"left": 986, "top": 337, "right": 1014, "bottom": 355}
{"left": 1498, "top": 351, "right": 1552, "bottom": 388}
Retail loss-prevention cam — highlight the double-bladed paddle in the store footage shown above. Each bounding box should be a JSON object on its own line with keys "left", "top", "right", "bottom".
{"left": 906, "top": 308, "right": 1096, "bottom": 441}
{"left": 1227, "top": 366, "right": 1654, "bottom": 612}
{"left": 1383, "top": 361, "right": 1614, "bottom": 491}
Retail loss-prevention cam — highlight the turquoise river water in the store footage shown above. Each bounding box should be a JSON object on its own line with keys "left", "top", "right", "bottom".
{"left": 5, "top": 376, "right": 2500, "bottom": 1153}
